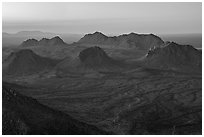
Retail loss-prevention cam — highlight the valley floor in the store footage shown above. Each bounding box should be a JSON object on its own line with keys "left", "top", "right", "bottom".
{"left": 3, "top": 68, "right": 202, "bottom": 134}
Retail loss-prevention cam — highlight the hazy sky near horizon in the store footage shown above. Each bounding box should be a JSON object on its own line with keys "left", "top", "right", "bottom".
{"left": 2, "top": 2, "right": 202, "bottom": 35}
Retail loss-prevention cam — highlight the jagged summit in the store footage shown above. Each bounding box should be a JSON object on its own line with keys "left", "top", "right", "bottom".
{"left": 147, "top": 42, "right": 198, "bottom": 57}
{"left": 20, "top": 39, "right": 38, "bottom": 47}
{"left": 20, "top": 36, "right": 67, "bottom": 47}
{"left": 79, "top": 32, "right": 108, "bottom": 44}
{"left": 40, "top": 38, "right": 49, "bottom": 41}
{"left": 144, "top": 42, "right": 202, "bottom": 73}
{"left": 78, "top": 32, "right": 164, "bottom": 50}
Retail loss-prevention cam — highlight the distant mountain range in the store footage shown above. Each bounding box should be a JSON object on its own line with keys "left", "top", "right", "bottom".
{"left": 3, "top": 31, "right": 55, "bottom": 37}
{"left": 2, "top": 31, "right": 83, "bottom": 46}
{"left": 3, "top": 31, "right": 202, "bottom": 49}
{"left": 77, "top": 32, "right": 164, "bottom": 50}
{"left": 2, "top": 31, "right": 202, "bottom": 76}
{"left": 20, "top": 36, "right": 67, "bottom": 47}
{"left": 17, "top": 31, "right": 164, "bottom": 49}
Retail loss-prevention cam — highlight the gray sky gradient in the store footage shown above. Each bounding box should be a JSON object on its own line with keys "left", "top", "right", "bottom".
{"left": 2, "top": 2, "right": 202, "bottom": 35}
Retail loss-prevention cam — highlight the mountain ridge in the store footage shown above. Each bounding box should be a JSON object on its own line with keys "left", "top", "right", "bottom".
{"left": 20, "top": 36, "right": 67, "bottom": 47}
{"left": 143, "top": 42, "right": 202, "bottom": 73}
{"left": 77, "top": 31, "right": 164, "bottom": 50}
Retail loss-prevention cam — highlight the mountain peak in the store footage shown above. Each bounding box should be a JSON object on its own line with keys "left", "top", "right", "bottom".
{"left": 51, "top": 36, "right": 62, "bottom": 40}
{"left": 145, "top": 41, "right": 201, "bottom": 72}
{"left": 79, "top": 46, "right": 109, "bottom": 62}
{"left": 147, "top": 42, "right": 197, "bottom": 57}
{"left": 3, "top": 49, "right": 58, "bottom": 75}
{"left": 20, "top": 39, "right": 38, "bottom": 47}
{"left": 87, "top": 31, "right": 107, "bottom": 38}
{"left": 56, "top": 46, "right": 120, "bottom": 74}
{"left": 7, "top": 49, "right": 39, "bottom": 62}
{"left": 50, "top": 36, "right": 65, "bottom": 44}
{"left": 128, "top": 32, "right": 137, "bottom": 36}
{"left": 77, "top": 46, "right": 120, "bottom": 70}
{"left": 93, "top": 31, "right": 106, "bottom": 36}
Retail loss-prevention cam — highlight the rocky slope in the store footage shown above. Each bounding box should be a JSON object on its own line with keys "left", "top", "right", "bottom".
{"left": 2, "top": 82, "right": 110, "bottom": 135}
{"left": 77, "top": 32, "right": 164, "bottom": 50}
{"left": 143, "top": 42, "right": 202, "bottom": 73}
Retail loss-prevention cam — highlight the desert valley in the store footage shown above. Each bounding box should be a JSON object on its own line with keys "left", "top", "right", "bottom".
{"left": 2, "top": 31, "right": 202, "bottom": 134}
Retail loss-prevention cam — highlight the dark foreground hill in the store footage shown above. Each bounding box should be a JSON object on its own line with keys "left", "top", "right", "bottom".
{"left": 56, "top": 46, "right": 124, "bottom": 75}
{"left": 77, "top": 32, "right": 164, "bottom": 50}
{"left": 143, "top": 42, "right": 202, "bottom": 73}
{"left": 2, "top": 82, "right": 110, "bottom": 135}
{"left": 3, "top": 49, "right": 59, "bottom": 76}
{"left": 20, "top": 36, "right": 67, "bottom": 47}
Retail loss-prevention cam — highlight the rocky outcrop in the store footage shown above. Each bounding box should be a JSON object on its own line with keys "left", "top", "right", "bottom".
{"left": 143, "top": 42, "right": 202, "bottom": 73}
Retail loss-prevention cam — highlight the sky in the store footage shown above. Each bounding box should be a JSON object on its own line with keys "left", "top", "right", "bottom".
{"left": 2, "top": 2, "right": 202, "bottom": 35}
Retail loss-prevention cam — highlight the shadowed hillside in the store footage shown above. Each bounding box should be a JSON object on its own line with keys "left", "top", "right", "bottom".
{"left": 56, "top": 46, "right": 125, "bottom": 76}
{"left": 2, "top": 82, "right": 111, "bottom": 135}
{"left": 3, "top": 49, "right": 60, "bottom": 76}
